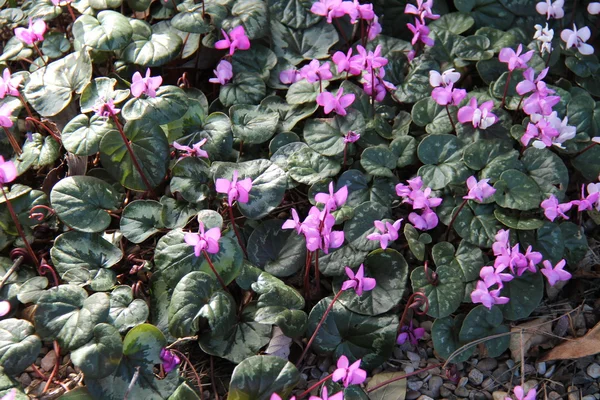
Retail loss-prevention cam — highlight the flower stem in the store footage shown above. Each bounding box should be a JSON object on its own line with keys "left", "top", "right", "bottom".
{"left": 2, "top": 126, "right": 22, "bottom": 155}
{"left": 366, "top": 364, "right": 442, "bottom": 393}
{"left": 32, "top": 42, "right": 48, "bottom": 67}
{"left": 202, "top": 249, "right": 229, "bottom": 292}
{"left": 516, "top": 95, "right": 525, "bottom": 114}
{"left": 444, "top": 198, "right": 468, "bottom": 242}
{"left": 314, "top": 250, "right": 320, "bottom": 294}
{"left": 342, "top": 142, "right": 348, "bottom": 168}
{"left": 25, "top": 117, "right": 61, "bottom": 144}
{"left": 574, "top": 141, "right": 598, "bottom": 157}
{"left": 500, "top": 70, "right": 513, "bottom": 109}
{"left": 0, "top": 255, "right": 23, "bottom": 291}
{"left": 170, "top": 349, "right": 203, "bottom": 393}
{"left": 17, "top": 94, "right": 35, "bottom": 122}
{"left": 66, "top": 3, "right": 77, "bottom": 22}
{"left": 303, "top": 250, "right": 313, "bottom": 299}
{"left": 110, "top": 114, "right": 154, "bottom": 194}
{"left": 296, "top": 290, "right": 343, "bottom": 367}
{"left": 1, "top": 187, "right": 37, "bottom": 265}
{"left": 297, "top": 373, "right": 333, "bottom": 399}
{"left": 445, "top": 105, "right": 456, "bottom": 133}
{"left": 228, "top": 205, "right": 248, "bottom": 258}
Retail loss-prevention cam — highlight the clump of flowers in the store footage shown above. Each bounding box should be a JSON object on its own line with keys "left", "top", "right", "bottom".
{"left": 396, "top": 177, "right": 442, "bottom": 231}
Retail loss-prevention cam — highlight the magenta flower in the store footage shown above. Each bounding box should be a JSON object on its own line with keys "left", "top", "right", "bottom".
{"left": 131, "top": 68, "right": 162, "bottom": 98}
{"left": 498, "top": 44, "right": 534, "bottom": 71}
{"left": 215, "top": 26, "right": 251, "bottom": 56}
{"left": 282, "top": 208, "right": 303, "bottom": 235}
{"left": 342, "top": 264, "right": 376, "bottom": 296}
{"left": 215, "top": 170, "right": 252, "bottom": 207}
{"left": 92, "top": 98, "right": 120, "bottom": 118}
{"left": 209, "top": 60, "right": 233, "bottom": 85}
{"left": 15, "top": 19, "right": 46, "bottom": 45}
{"left": 366, "top": 219, "right": 402, "bottom": 249}
{"left": 309, "top": 387, "right": 343, "bottom": 400}
{"left": 271, "top": 394, "right": 296, "bottom": 400}
{"left": 316, "top": 88, "right": 355, "bottom": 116}
{"left": 314, "top": 182, "right": 348, "bottom": 212}
{"left": 184, "top": 221, "right": 221, "bottom": 256}
{"left": 541, "top": 259, "right": 571, "bottom": 286}
{"left": 367, "top": 16, "right": 382, "bottom": 41}
{"left": 522, "top": 93, "right": 560, "bottom": 117}
{"left": 0, "top": 156, "right": 17, "bottom": 185}
{"left": 299, "top": 60, "right": 333, "bottom": 83}
{"left": 362, "top": 74, "right": 386, "bottom": 102}
{"left": 0, "top": 104, "right": 13, "bottom": 128}
{"left": 332, "top": 49, "right": 361, "bottom": 75}
{"left": 522, "top": 246, "right": 543, "bottom": 275}
{"left": 457, "top": 98, "right": 497, "bottom": 130}
{"left": 521, "top": 117, "right": 559, "bottom": 148}
{"left": 397, "top": 321, "right": 426, "bottom": 346}
{"left": 541, "top": 195, "right": 571, "bottom": 221}
{"left": 51, "top": 0, "right": 73, "bottom": 4}
{"left": 407, "top": 18, "right": 434, "bottom": 46}
{"left": 536, "top": 0, "right": 564, "bottom": 19}
{"left": 429, "top": 69, "right": 460, "bottom": 88}
{"left": 344, "top": 0, "right": 375, "bottom": 23}
{"left": 471, "top": 280, "right": 509, "bottom": 309}
{"left": 172, "top": 139, "right": 209, "bottom": 159}
{"left": 344, "top": 131, "right": 360, "bottom": 143}
{"left": 304, "top": 210, "right": 344, "bottom": 254}
{"left": 431, "top": 82, "right": 467, "bottom": 106}
{"left": 408, "top": 209, "right": 438, "bottom": 231}
{"left": 480, "top": 265, "right": 514, "bottom": 288}
{"left": 279, "top": 69, "right": 302, "bottom": 84}
{"left": 561, "top": 24, "right": 594, "bottom": 55}
{"left": 0, "top": 69, "right": 22, "bottom": 99}
{"left": 310, "top": 0, "right": 346, "bottom": 23}
{"left": 353, "top": 45, "right": 388, "bottom": 69}
{"left": 516, "top": 67, "right": 549, "bottom": 96}
{"left": 463, "top": 176, "right": 496, "bottom": 202}
{"left": 332, "top": 356, "right": 367, "bottom": 387}
{"left": 0, "top": 301, "right": 10, "bottom": 317}
{"left": 509, "top": 385, "right": 537, "bottom": 400}
{"left": 409, "top": 187, "right": 442, "bottom": 210}
{"left": 405, "top": 0, "right": 439, "bottom": 22}
{"left": 396, "top": 176, "right": 423, "bottom": 197}
{"left": 571, "top": 184, "right": 600, "bottom": 212}
{"left": 159, "top": 348, "right": 180, "bottom": 374}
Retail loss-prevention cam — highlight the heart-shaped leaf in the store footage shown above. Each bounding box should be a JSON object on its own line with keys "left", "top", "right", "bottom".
{"left": 122, "top": 86, "right": 188, "bottom": 124}
{"left": 219, "top": 72, "right": 266, "bottom": 107}
{"left": 271, "top": 20, "right": 338, "bottom": 65}
{"left": 170, "top": 157, "right": 211, "bottom": 204}
{"left": 120, "top": 200, "right": 164, "bottom": 243}
{"left": 79, "top": 77, "right": 130, "bottom": 114}
{"left": 432, "top": 241, "right": 484, "bottom": 282}
{"left": 230, "top": 105, "right": 279, "bottom": 145}
{"left": 0, "top": 318, "right": 42, "bottom": 375}
{"left": 459, "top": 305, "right": 510, "bottom": 357}
{"left": 431, "top": 315, "right": 473, "bottom": 362}
{"left": 452, "top": 202, "right": 503, "bottom": 248}
{"left": 107, "top": 286, "right": 150, "bottom": 333}
{"left": 71, "top": 323, "right": 123, "bottom": 379}
{"left": 493, "top": 169, "right": 542, "bottom": 211}
{"left": 122, "top": 19, "right": 183, "bottom": 66}
{"left": 73, "top": 11, "right": 133, "bottom": 51}
{"left": 228, "top": 355, "right": 300, "bottom": 400}
{"left": 498, "top": 271, "right": 544, "bottom": 320}
{"left": 410, "top": 264, "right": 465, "bottom": 318}
{"left": 62, "top": 114, "right": 118, "bottom": 156}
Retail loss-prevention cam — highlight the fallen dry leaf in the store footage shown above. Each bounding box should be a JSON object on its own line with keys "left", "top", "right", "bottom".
{"left": 509, "top": 318, "right": 553, "bottom": 361}
{"left": 541, "top": 320, "right": 600, "bottom": 361}
{"left": 366, "top": 371, "right": 407, "bottom": 400}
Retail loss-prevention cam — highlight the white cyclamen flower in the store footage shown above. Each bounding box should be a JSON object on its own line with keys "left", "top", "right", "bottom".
{"left": 588, "top": 2, "right": 600, "bottom": 14}
{"left": 534, "top": 23, "right": 554, "bottom": 54}
{"left": 536, "top": 0, "right": 564, "bottom": 19}
{"left": 560, "top": 24, "right": 594, "bottom": 55}
{"left": 428, "top": 68, "right": 460, "bottom": 88}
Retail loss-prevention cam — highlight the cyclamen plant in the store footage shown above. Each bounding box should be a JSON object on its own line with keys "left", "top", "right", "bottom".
{"left": 1, "top": 0, "right": 600, "bottom": 398}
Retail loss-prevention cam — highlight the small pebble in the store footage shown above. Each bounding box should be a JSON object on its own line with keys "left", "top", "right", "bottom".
{"left": 310, "top": 368, "right": 321, "bottom": 379}
{"left": 428, "top": 375, "right": 443, "bottom": 397}
{"left": 492, "top": 392, "right": 508, "bottom": 400}
{"left": 470, "top": 391, "right": 488, "bottom": 400}
{"left": 547, "top": 391, "right": 562, "bottom": 400}
{"left": 469, "top": 369, "right": 484, "bottom": 386}
{"left": 505, "top": 359, "right": 515, "bottom": 369}
{"left": 404, "top": 365, "right": 415, "bottom": 374}
{"left": 407, "top": 351, "right": 421, "bottom": 365}
{"left": 537, "top": 362, "right": 547, "bottom": 375}
{"left": 568, "top": 385, "right": 580, "bottom": 400}
{"left": 477, "top": 358, "right": 498, "bottom": 372}
{"left": 406, "top": 390, "right": 421, "bottom": 400}
{"left": 458, "top": 377, "right": 469, "bottom": 387}
{"left": 523, "top": 380, "right": 537, "bottom": 394}
{"left": 318, "top": 358, "right": 331, "bottom": 372}
{"left": 202, "top": 390, "right": 211, "bottom": 400}
{"left": 408, "top": 380, "right": 424, "bottom": 391}
{"left": 17, "top": 373, "right": 31, "bottom": 387}
{"left": 481, "top": 377, "right": 495, "bottom": 391}
{"left": 455, "top": 386, "right": 469, "bottom": 397}
{"left": 583, "top": 396, "right": 596, "bottom": 400}
{"left": 417, "top": 396, "right": 434, "bottom": 400}
{"left": 440, "top": 386, "right": 453, "bottom": 397}
{"left": 587, "top": 363, "right": 600, "bottom": 379}
{"left": 40, "top": 350, "right": 57, "bottom": 372}
{"left": 444, "top": 383, "right": 457, "bottom": 391}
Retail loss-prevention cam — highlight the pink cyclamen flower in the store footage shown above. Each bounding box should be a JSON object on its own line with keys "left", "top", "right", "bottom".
{"left": 561, "top": 24, "right": 594, "bottom": 55}
{"left": 271, "top": 395, "right": 296, "bottom": 400}
{"left": 344, "top": 130, "right": 360, "bottom": 143}
{"left": 172, "top": 138, "right": 209, "bottom": 159}
{"left": 463, "top": 176, "right": 496, "bottom": 202}
{"left": 332, "top": 49, "right": 362, "bottom": 75}
{"left": 521, "top": 116, "right": 559, "bottom": 148}
{"left": 536, "top": 0, "right": 564, "bottom": 19}
{"left": 92, "top": 98, "right": 120, "bottom": 118}
{"left": 541, "top": 194, "right": 571, "bottom": 221}
{"left": 589, "top": 2, "right": 600, "bottom": 14}
{"left": 0, "top": 104, "right": 13, "bottom": 128}
{"left": 279, "top": 69, "right": 302, "bottom": 84}
{"left": 367, "top": 15, "right": 382, "bottom": 41}
{"left": 342, "top": 264, "right": 376, "bottom": 296}
{"left": 429, "top": 69, "right": 460, "bottom": 88}
{"left": 397, "top": 321, "right": 426, "bottom": 346}
{"left": 498, "top": 44, "right": 534, "bottom": 71}
{"left": 209, "top": 60, "right": 233, "bottom": 85}
{"left": 304, "top": 209, "right": 345, "bottom": 254}
{"left": 457, "top": 98, "right": 498, "bottom": 130}
{"left": 282, "top": 208, "right": 303, "bottom": 235}
{"left": 396, "top": 176, "right": 423, "bottom": 197}
{"left": 0, "top": 389, "right": 16, "bottom": 400}
{"left": 471, "top": 280, "right": 509, "bottom": 309}
{"left": 332, "top": 356, "right": 367, "bottom": 387}
{"left": 309, "top": 387, "right": 343, "bottom": 400}
{"left": 541, "top": 259, "right": 571, "bottom": 286}
{"left": 571, "top": 184, "right": 600, "bottom": 212}
{"left": 0, "top": 156, "right": 17, "bottom": 185}
{"left": 508, "top": 385, "right": 537, "bottom": 400}
{"left": 316, "top": 88, "right": 355, "bottom": 116}
{"left": 344, "top": 0, "right": 375, "bottom": 23}
{"left": 366, "top": 219, "right": 403, "bottom": 250}
{"left": 431, "top": 82, "right": 467, "bottom": 106}
{"left": 353, "top": 45, "right": 388, "bottom": 70}
{"left": 408, "top": 209, "right": 438, "bottom": 231}
{"left": 15, "top": 19, "right": 46, "bottom": 45}
{"left": 131, "top": 68, "right": 162, "bottom": 98}
{"left": 159, "top": 348, "right": 180, "bottom": 374}
{"left": 516, "top": 67, "right": 549, "bottom": 96}
{"left": 310, "top": 0, "right": 345, "bottom": 23}
{"left": 407, "top": 18, "right": 434, "bottom": 46}
{"left": 314, "top": 182, "right": 348, "bottom": 212}
{"left": 0, "top": 301, "right": 10, "bottom": 317}
{"left": 405, "top": 0, "right": 439, "bottom": 22}
{"left": 299, "top": 60, "right": 333, "bottom": 83}
{"left": 522, "top": 92, "right": 560, "bottom": 117}
{"left": 215, "top": 26, "right": 251, "bottom": 56}
{"left": 0, "top": 69, "right": 22, "bottom": 99}
{"left": 184, "top": 221, "right": 221, "bottom": 256}
{"left": 480, "top": 265, "right": 514, "bottom": 288}
{"left": 215, "top": 170, "right": 252, "bottom": 207}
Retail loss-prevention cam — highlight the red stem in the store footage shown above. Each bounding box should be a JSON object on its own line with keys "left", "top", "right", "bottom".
{"left": 2, "top": 187, "right": 37, "bottom": 265}
{"left": 66, "top": 3, "right": 77, "bottom": 22}
{"left": 444, "top": 198, "right": 468, "bottom": 241}
{"left": 228, "top": 205, "right": 248, "bottom": 258}
{"left": 297, "top": 373, "right": 333, "bottom": 399}
{"left": 500, "top": 70, "right": 513, "bottom": 109}
{"left": 574, "top": 141, "right": 598, "bottom": 157}
{"left": 18, "top": 94, "right": 35, "bottom": 122}
{"left": 110, "top": 114, "right": 155, "bottom": 194}
{"left": 26, "top": 117, "right": 61, "bottom": 144}
{"left": 445, "top": 105, "right": 456, "bottom": 133}
{"left": 171, "top": 349, "right": 203, "bottom": 394}
{"left": 303, "top": 251, "right": 313, "bottom": 299}
{"left": 296, "top": 291, "right": 343, "bottom": 367}
{"left": 342, "top": 142, "right": 348, "bottom": 168}
{"left": 202, "top": 249, "right": 229, "bottom": 292}
{"left": 314, "top": 251, "right": 320, "bottom": 294}
{"left": 2, "top": 126, "right": 22, "bottom": 155}
{"left": 32, "top": 42, "right": 48, "bottom": 67}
